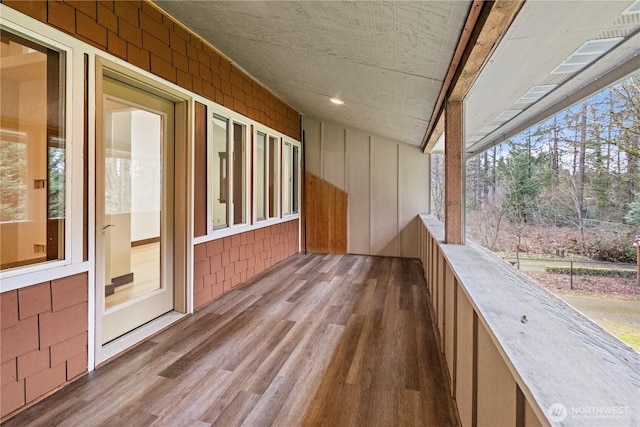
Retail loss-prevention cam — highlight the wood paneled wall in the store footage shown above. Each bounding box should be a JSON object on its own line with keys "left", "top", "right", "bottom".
{"left": 304, "top": 172, "right": 347, "bottom": 254}
{"left": 304, "top": 117, "right": 429, "bottom": 258}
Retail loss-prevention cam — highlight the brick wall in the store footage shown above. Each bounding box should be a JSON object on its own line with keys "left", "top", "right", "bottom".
{"left": 193, "top": 220, "right": 299, "bottom": 309}
{"left": 0, "top": 273, "right": 88, "bottom": 418}
{"left": 1, "top": 0, "right": 301, "bottom": 139}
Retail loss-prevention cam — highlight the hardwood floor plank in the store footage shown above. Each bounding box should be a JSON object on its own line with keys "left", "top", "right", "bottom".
{"left": 151, "top": 312, "right": 222, "bottom": 352}
{"left": 317, "top": 254, "right": 344, "bottom": 274}
{"left": 270, "top": 323, "right": 344, "bottom": 427}
{"left": 96, "top": 407, "right": 158, "bottom": 427}
{"left": 345, "top": 314, "right": 375, "bottom": 388}
{"left": 158, "top": 298, "right": 264, "bottom": 379}
{"left": 150, "top": 367, "right": 232, "bottom": 424}
{"left": 280, "top": 283, "right": 328, "bottom": 322}
{"left": 209, "top": 390, "right": 262, "bottom": 426}
{"left": 244, "top": 321, "right": 310, "bottom": 395}
{"left": 198, "top": 320, "right": 296, "bottom": 422}
{"left": 242, "top": 375, "right": 295, "bottom": 427}
{"left": 129, "top": 364, "right": 211, "bottom": 416}
{"left": 3, "top": 254, "right": 457, "bottom": 427}
{"left": 402, "top": 308, "right": 421, "bottom": 392}
{"left": 0, "top": 397, "right": 91, "bottom": 427}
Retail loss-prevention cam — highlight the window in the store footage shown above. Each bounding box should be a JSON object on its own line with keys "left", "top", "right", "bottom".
{"left": 256, "top": 132, "right": 279, "bottom": 221}
{"left": 211, "top": 114, "right": 228, "bottom": 229}
{"left": 268, "top": 136, "right": 278, "bottom": 218}
{"left": 464, "top": 72, "right": 640, "bottom": 352}
{"left": 232, "top": 122, "right": 246, "bottom": 225}
{"left": 256, "top": 132, "right": 266, "bottom": 220}
{"left": 283, "top": 141, "right": 300, "bottom": 215}
{"left": 0, "top": 29, "right": 66, "bottom": 270}
{"left": 204, "top": 110, "right": 300, "bottom": 238}
{"left": 292, "top": 144, "right": 299, "bottom": 214}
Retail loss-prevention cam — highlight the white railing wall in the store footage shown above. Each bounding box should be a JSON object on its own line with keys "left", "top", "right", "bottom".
{"left": 419, "top": 214, "right": 639, "bottom": 427}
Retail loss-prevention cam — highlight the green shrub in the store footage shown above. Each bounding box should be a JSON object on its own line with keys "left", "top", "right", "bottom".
{"left": 544, "top": 266, "right": 636, "bottom": 278}
{"left": 564, "top": 229, "right": 637, "bottom": 263}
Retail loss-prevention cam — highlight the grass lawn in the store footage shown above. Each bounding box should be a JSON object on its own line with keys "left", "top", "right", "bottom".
{"left": 595, "top": 320, "right": 640, "bottom": 351}
{"left": 558, "top": 294, "right": 640, "bottom": 352}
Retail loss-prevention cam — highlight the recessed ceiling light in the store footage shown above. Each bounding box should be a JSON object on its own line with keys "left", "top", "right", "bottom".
{"left": 330, "top": 97, "right": 344, "bottom": 105}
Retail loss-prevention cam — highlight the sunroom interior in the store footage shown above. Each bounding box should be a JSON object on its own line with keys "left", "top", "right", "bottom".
{"left": 1, "top": 0, "right": 639, "bottom": 426}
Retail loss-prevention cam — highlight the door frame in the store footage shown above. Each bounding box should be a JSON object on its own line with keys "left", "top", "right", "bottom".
{"left": 94, "top": 57, "right": 190, "bottom": 365}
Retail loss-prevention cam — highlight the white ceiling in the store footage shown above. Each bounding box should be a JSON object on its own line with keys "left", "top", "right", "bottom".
{"left": 464, "top": 0, "right": 640, "bottom": 155}
{"left": 154, "top": 1, "right": 640, "bottom": 151}
{"left": 154, "top": 0, "right": 472, "bottom": 145}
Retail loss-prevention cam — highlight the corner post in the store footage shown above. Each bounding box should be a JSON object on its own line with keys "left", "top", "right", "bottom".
{"left": 444, "top": 100, "right": 464, "bottom": 244}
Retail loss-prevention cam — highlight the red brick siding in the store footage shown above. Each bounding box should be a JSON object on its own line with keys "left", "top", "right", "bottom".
{"left": 0, "top": 273, "right": 88, "bottom": 418}
{"left": 1, "top": 0, "right": 301, "bottom": 140}
{"left": 193, "top": 220, "right": 299, "bottom": 309}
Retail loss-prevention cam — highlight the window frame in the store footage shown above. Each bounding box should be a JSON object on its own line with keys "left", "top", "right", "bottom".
{"left": 282, "top": 138, "right": 302, "bottom": 217}
{"left": 0, "top": 17, "right": 83, "bottom": 284}
{"left": 196, "top": 102, "right": 300, "bottom": 244}
{"left": 267, "top": 134, "right": 281, "bottom": 220}
{"left": 230, "top": 119, "right": 250, "bottom": 227}
{"left": 255, "top": 130, "right": 268, "bottom": 222}
{"left": 253, "top": 127, "right": 281, "bottom": 224}
{"left": 208, "top": 113, "right": 230, "bottom": 231}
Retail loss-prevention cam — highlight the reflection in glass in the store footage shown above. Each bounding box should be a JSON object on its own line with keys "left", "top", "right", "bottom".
{"left": 257, "top": 132, "right": 266, "bottom": 220}
{"left": 268, "top": 136, "right": 278, "bottom": 218}
{"left": 233, "top": 123, "right": 246, "bottom": 225}
{"left": 0, "top": 30, "right": 66, "bottom": 270}
{"left": 283, "top": 142, "right": 292, "bottom": 215}
{"left": 212, "top": 115, "right": 228, "bottom": 229}
{"left": 103, "top": 98, "right": 162, "bottom": 308}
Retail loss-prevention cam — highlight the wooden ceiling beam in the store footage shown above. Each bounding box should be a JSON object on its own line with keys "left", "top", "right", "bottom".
{"left": 422, "top": 0, "right": 524, "bottom": 153}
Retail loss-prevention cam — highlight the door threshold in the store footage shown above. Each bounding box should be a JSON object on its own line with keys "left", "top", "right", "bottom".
{"left": 98, "top": 311, "right": 185, "bottom": 366}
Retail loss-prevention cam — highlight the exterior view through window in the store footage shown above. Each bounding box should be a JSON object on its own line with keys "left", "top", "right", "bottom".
{"left": 232, "top": 122, "right": 246, "bottom": 225}
{"left": 256, "top": 131, "right": 266, "bottom": 220}
{"left": 0, "top": 29, "right": 66, "bottom": 270}
{"left": 212, "top": 114, "right": 228, "bottom": 229}
{"left": 206, "top": 112, "right": 300, "bottom": 237}
{"left": 463, "top": 72, "right": 640, "bottom": 351}
{"left": 282, "top": 141, "right": 300, "bottom": 216}
{"left": 268, "top": 136, "right": 278, "bottom": 218}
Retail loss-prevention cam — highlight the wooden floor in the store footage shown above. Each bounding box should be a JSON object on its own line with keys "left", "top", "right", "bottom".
{"left": 106, "top": 242, "right": 161, "bottom": 309}
{"left": 3, "top": 254, "right": 458, "bottom": 427}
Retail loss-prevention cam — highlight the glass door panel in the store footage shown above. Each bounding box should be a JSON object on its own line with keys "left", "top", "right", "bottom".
{"left": 99, "top": 76, "right": 174, "bottom": 344}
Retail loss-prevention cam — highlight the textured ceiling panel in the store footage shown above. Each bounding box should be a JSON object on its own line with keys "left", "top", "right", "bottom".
{"left": 154, "top": 1, "right": 471, "bottom": 145}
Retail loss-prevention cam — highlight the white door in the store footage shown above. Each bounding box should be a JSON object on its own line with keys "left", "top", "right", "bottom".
{"left": 98, "top": 76, "right": 175, "bottom": 344}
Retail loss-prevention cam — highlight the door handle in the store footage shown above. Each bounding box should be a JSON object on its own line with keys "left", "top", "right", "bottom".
{"left": 102, "top": 224, "right": 115, "bottom": 230}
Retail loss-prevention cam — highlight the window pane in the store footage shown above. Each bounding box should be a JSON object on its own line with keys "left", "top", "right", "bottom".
{"left": 212, "top": 115, "right": 228, "bottom": 229}
{"left": 283, "top": 143, "right": 292, "bottom": 215}
{"left": 293, "top": 145, "right": 299, "bottom": 214}
{"left": 233, "top": 123, "right": 246, "bottom": 225}
{"left": 0, "top": 30, "right": 65, "bottom": 270}
{"left": 256, "top": 132, "right": 266, "bottom": 220}
{"left": 268, "top": 136, "right": 278, "bottom": 218}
